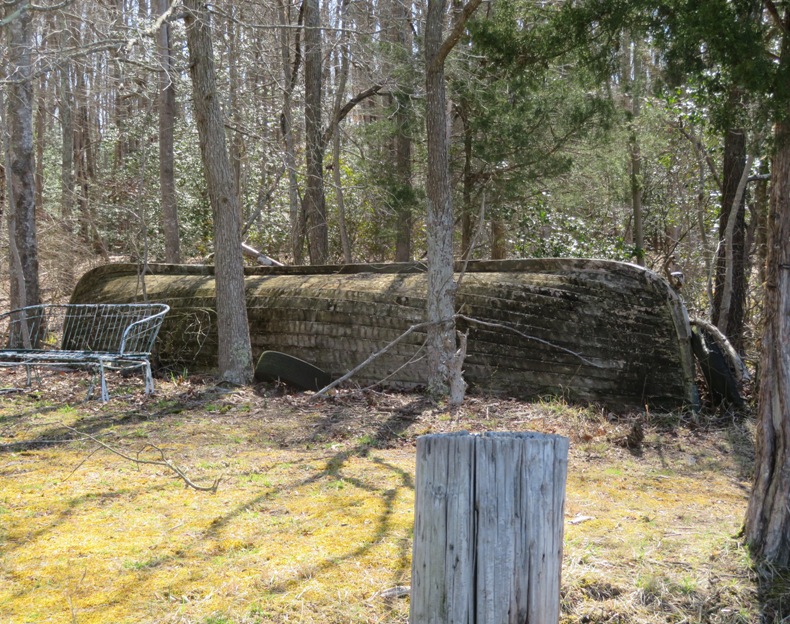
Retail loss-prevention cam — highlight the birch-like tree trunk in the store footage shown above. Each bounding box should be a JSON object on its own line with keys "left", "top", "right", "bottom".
{"left": 184, "top": 0, "right": 253, "bottom": 385}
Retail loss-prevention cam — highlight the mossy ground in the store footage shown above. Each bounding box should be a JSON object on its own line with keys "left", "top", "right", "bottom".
{"left": 0, "top": 368, "right": 776, "bottom": 623}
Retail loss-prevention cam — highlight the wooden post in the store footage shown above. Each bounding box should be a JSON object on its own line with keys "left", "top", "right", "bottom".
{"left": 410, "top": 431, "right": 569, "bottom": 624}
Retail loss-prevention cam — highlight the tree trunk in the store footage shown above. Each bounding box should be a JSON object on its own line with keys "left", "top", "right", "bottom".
{"left": 59, "top": 61, "right": 75, "bottom": 221}
{"left": 6, "top": 4, "right": 41, "bottom": 312}
{"left": 745, "top": 114, "right": 790, "bottom": 567}
{"left": 303, "top": 0, "right": 328, "bottom": 264}
{"left": 491, "top": 217, "right": 507, "bottom": 259}
{"left": 627, "top": 37, "right": 644, "bottom": 267}
{"left": 34, "top": 75, "right": 46, "bottom": 214}
{"left": 393, "top": 97, "right": 414, "bottom": 263}
{"left": 712, "top": 128, "right": 748, "bottom": 352}
{"left": 277, "top": 0, "right": 305, "bottom": 265}
{"left": 184, "top": 0, "right": 253, "bottom": 385}
{"left": 425, "top": 0, "right": 465, "bottom": 404}
{"left": 158, "top": 0, "right": 181, "bottom": 264}
{"left": 745, "top": 10, "right": 790, "bottom": 565}
{"left": 386, "top": 0, "right": 414, "bottom": 263}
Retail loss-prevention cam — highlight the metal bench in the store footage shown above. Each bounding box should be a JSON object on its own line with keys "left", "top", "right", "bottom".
{"left": 0, "top": 303, "right": 170, "bottom": 401}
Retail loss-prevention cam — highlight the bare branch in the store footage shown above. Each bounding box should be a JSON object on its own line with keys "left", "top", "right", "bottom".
{"left": 63, "top": 425, "right": 221, "bottom": 492}
{"left": 670, "top": 121, "right": 723, "bottom": 192}
{"left": 311, "top": 309, "right": 603, "bottom": 400}
{"left": 321, "top": 84, "right": 384, "bottom": 149}
{"left": 455, "top": 314, "right": 603, "bottom": 368}
{"left": 310, "top": 320, "right": 436, "bottom": 399}
{"left": 432, "top": 0, "right": 484, "bottom": 72}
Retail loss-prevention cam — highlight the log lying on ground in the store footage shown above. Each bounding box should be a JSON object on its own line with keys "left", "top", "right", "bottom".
{"left": 70, "top": 258, "right": 699, "bottom": 410}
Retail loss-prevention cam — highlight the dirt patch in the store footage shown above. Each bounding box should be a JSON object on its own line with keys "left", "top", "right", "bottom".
{"left": 0, "top": 368, "right": 769, "bottom": 623}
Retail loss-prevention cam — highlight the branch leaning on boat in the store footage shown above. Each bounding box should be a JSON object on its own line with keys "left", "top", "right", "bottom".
{"left": 309, "top": 314, "right": 602, "bottom": 400}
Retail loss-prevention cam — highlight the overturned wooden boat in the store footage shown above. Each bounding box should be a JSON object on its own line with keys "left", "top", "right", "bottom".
{"left": 71, "top": 259, "right": 699, "bottom": 410}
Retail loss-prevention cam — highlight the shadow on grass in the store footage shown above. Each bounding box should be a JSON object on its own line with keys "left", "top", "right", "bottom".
{"left": 0, "top": 382, "right": 238, "bottom": 453}
{"left": 199, "top": 401, "right": 420, "bottom": 590}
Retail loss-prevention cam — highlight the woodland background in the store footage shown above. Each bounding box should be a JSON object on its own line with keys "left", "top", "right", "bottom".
{"left": 0, "top": 0, "right": 768, "bottom": 358}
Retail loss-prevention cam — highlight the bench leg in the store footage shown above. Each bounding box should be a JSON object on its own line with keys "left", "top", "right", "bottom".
{"left": 143, "top": 361, "right": 154, "bottom": 395}
{"left": 99, "top": 362, "right": 109, "bottom": 402}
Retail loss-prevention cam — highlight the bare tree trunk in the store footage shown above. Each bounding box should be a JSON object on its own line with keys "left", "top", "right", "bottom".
{"left": 716, "top": 141, "right": 754, "bottom": 347}
{"left": 6, "top": 4, "right": 41, "bottom": 312}
{"left": 424, "top": 0, "right": 471, "bottom": 405}
{"left": 745, "top": 10, "right": 790, "bottom": 567}
{"left": 184, "top": 0, "right": 253, "bottom": 385}
{"left": 491, "top": 217, "right": 507, "bottom": 259}
{"left": 158, "top": 0, "right": 181, "bottom": 263}
{"left": 393, "top": 97, "right": 414, "bottom": 262}
{"left": 330, "top": 6, "right": 352, "bottom": 264}
{"left": 712, "top": 128, "right": 748, "bottom": 352}
{"left": 460, "top": 104, "right": 474, "bottom": 259}
{"left": 59, "top": 61, "right": 75, "bottom": 221}
{"left": 626, "top": 37, "right": 644, "bottom": 267}
{"left": 387, "top": 0, "right": 414, "bottom": 263}
{"left": 745, "top": 115, "right": 790, "bottom": 567}
{"left": 278, "top": 0, "right": 304, "bottom": 264}
{"left": 303, "top": 0, "right": 328, "bottom": 264}
{"left": 34, "top": 74, "right": 46, "bottom": 214}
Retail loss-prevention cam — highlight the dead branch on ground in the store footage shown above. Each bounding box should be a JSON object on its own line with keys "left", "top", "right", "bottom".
{"left": 63, "top": 425, "right": 220, "bottom": 492}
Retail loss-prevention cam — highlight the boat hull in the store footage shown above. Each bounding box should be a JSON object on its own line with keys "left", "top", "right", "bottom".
{"left": 71, "top": 259, "right": 698, "bottom": 409}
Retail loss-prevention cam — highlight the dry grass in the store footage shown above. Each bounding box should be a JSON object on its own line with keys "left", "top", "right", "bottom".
{"left": 0, "top": 368, "right": 777, "bottom": 623}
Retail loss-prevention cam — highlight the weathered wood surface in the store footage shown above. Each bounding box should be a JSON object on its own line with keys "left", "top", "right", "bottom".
{"left": 410, "top": 432, "right": 569, "bottom": 624}
{"left": 70, "top": 259, "right": 698, "bottom": 409}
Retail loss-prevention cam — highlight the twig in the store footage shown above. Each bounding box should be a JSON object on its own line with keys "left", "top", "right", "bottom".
{"left": 310, "top": 320, "right": 436, "bottom": 399}
{"left": 311, "top": 309, "right": 603, "bottom": 400}
{"left": 455, "top": 314, "right": 602, "bottom": 368}
{"left": 62, "top": 425, "right": 220, "bottom": 492}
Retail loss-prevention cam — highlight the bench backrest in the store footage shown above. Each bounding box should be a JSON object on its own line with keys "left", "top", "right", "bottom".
{"left": 0, "top": 303, "right": 170, "bottom": 355}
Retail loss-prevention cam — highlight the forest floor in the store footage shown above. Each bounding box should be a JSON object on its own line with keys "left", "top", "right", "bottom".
{"left": 0, "top": 368, "right": 785, "bottom": 623}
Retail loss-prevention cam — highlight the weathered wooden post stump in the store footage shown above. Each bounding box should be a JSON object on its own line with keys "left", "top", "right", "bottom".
{"left": 410, "top": 431, "right": 569, "bottom": 624}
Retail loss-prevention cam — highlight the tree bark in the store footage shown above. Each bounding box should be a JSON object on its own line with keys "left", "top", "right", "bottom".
{"left": 745, "top": 114, "right": 790, "bottom": 567}
{"left": 59, "top": 61, "right": 75, "bottom": 221}
{"left": 158, "top": 0, "right": 181, "bottom": 264}
{"left": 627, "top": 37, "right": 644, "bottom": 267}
{"left": 303, "top": 0, "right": 328, "bottom": 264}
{"left": 184, "top": 0, "right": 253, "bottom": 385}
{"left": 277, "top": 0, "right": 305, "bottom": 265}
{"left": 712, "top": 128, "right": 748, "bottom": 352}
{"left": 6, "top": 3, "right": 41, "bottom": 312}
{"left": 424, "top": 0, "right": 472, "bottom": 405}
{"left": 745, "top": 10, "right": 790, "bottom": 567}
{"left": 386, "top": 0, "right": 414, "bottom": 263}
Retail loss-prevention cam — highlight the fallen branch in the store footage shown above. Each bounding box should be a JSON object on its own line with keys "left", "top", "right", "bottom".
{"left": 63, "top": 425, "right": 220, "bottom": 492}
{"left": 310, "top": 311, "right": 602, "bottom": 400}
{"left": 455, "top": 314, "right": 603, "bottom": 368}
{"left": 310, "top": 320, "right": 436, "bottom": 400}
